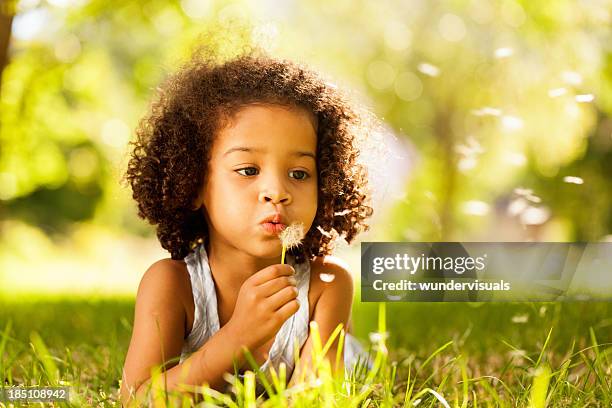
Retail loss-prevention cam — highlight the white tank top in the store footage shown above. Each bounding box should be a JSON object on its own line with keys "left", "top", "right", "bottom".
{"left": 178, "top": 243, "right": 311, "bottom": 377}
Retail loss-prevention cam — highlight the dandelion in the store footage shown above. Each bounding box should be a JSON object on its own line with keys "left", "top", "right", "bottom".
{"left": 279, "top": 222, "right": 305, "bottom": 264}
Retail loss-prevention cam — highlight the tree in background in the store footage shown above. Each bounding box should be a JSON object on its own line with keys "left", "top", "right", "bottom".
{"left": 1, "top": 0, "right": 610, "bottom": 251}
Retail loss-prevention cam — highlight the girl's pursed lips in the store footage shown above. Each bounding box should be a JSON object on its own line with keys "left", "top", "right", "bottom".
{"left": 259, "top": 212, "right": 286, "bottom": 224}
{"left": 261, "top": 222, "right": 287, "bottom": 234}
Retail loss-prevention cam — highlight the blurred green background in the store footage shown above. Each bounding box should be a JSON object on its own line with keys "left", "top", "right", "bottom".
{"left": 1, "top": 0, "right": 611, "bottom": 296}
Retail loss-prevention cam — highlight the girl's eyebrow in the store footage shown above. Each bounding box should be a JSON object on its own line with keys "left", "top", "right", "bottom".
{"left": 223, "top": 146, "right": 316, "bottom": 160}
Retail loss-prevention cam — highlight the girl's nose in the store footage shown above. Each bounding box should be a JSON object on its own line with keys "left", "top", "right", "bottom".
{"left": 258, "top": 183, "right": 292, "bottom": 205}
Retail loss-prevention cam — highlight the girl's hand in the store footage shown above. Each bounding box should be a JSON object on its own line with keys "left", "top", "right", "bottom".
{"left": 226, "top": 264, "right": 299, "bottom": 350}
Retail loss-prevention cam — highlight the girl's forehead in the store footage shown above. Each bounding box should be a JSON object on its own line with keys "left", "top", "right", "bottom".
{"left": 214, "top": 104, "right": 317, "bottom": 152}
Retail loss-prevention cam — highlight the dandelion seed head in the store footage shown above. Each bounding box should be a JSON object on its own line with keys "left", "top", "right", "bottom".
{"left": 279, "top": 222, "right": 305, "bottom": 249}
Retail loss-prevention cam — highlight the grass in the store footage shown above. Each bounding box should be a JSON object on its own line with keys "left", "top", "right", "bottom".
{"left": 0, "top": 296, "right": 611, "bottom": 407}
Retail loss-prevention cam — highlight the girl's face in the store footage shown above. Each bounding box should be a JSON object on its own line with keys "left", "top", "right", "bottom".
{"left": 198, "top": 104, "right": 318, "bottom": 260}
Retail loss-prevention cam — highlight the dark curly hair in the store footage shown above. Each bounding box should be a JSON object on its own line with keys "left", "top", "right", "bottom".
{"left": 124, "top": 50, "right": 373, "bottom": 262}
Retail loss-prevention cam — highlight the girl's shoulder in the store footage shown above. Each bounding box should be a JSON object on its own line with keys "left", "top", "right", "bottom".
{"left": 307, "top": 255, "right": 354, "bottom": 310}
{"left": 137, "top": 258, "right": 195, "bottom": 336}
{"left": 308, "top": 255, "right": 353, "bottom": 282}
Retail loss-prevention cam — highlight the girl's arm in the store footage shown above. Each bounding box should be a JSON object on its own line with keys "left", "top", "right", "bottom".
{"left": 120, "top": 260, "right": 299, "bottom": 407}
{"left": 119, "top": 260, "right": 244, "bottom": 406}
{"left": 289, "top": 258, "right": 354, "bottom": 384}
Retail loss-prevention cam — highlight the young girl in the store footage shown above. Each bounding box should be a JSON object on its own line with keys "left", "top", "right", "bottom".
{"left": 120, "top": 50, "right": 373, "bottom": 405}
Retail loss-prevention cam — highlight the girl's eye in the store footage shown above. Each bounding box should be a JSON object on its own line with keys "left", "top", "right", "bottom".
{"left": 289, "top": 170, "right": 309, "bottom": 180}
{"left": 236, "top": 168, "right": 309, "bottom": 179}
{"left": 236, "top": 167, "right": 259, "bottom": 176}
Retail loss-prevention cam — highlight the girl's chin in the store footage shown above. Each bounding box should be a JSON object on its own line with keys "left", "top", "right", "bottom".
{"left": 247, "top": 241, "right": 282, "bottom": 259}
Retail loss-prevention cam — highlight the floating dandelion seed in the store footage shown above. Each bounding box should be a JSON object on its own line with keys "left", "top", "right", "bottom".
{"left": 458, "top": 156, "right": 477, "bottom": 171}
{"left": 386, "top": 294, "right": 403, "bottom": 301}
{"left": 520, "top": 206, "right": 550, "bottom": 226}
{"left": 526, "top": 194, "right": 541, "bottom": 203}
{"left": 319, "top": 273, "right": 335, "bottom": 283}
{"left": 575, "top": 94, "right": 594, "bottom": 103}
{"left": 539, "top": 306, "right": 547, "bottom": 317}
{"left": 508, "top": 349, "right": 528, "bottom": 359}
{"left": 512, "top": 187, "right": 541, "bottom": 202}
{"left": 563, "top": 176, "right": 584, "bottom": 184}
{"left": 548, "top": 87, "right": 567, "bottom": 98}
{"left": 417, "top": 62, "right": 440, "bottom": 77}
{"left": 513, "top": 187, "right": 533, "bottom": 196}
{"left": 368, "top": 331, "right": 390, "bottom": 343}
{"left": 279, "top": 222, "right": 304, "bottom": 264}
{"left": 494, "top": 47, "right": 514, "bottom": 58}
{"left": 562, "top": 71, "right": 582, "bottom": 85}
{"left": 456, "top": 135, "right": 485, "bottom": 172}
{"left": 334, "top": 209, "right": 351, "bottom": 216}
{"left": 504, "top": 151, "right": 527, "bottom": 166}
{"left": 316, "top": 225, "right": 333, "bottom": 238}
{"left": 501, "top": 115, "right": 524, "bottom": 131}
{"left": 508, "top": 197, "right": 528, "bottom": 217}
{"left": 511, "top": 314, "right": 528, "bottom": 323}
{"left": 472, "top": 107, "right": 502, "bottom": 116}
{"left": 462, "top": 200, "right": 490, "bottom": 216}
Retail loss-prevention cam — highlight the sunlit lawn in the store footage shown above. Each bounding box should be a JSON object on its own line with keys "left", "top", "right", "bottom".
{"left": 1, "top": 295, "right": 611, "bottom": 407}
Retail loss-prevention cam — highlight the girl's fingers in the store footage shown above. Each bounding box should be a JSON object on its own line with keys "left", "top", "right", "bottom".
{"left": 267, "top": 285, "right": 299, "bottom": 311}
{"left": 250, "top": 264, "right": 295, "bottom": 286}
{"left": 275, "top": 299, "right": 300, "bottom": 322}
{"left": 258, "top": 275, "right": 297, "bottom": 297}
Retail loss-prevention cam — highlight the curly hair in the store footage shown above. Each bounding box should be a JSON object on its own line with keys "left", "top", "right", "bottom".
{"left": 124, "top": 50, "right": 373, "bottom": 262}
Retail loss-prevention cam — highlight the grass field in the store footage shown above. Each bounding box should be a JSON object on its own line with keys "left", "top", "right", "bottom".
{"left": 1, "top": 296, "right": 611, "bottom": 407}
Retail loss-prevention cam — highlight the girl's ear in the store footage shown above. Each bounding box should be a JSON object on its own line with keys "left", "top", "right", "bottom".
{"left": 191, "top": 193, "right": 202, "bottom": 211}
